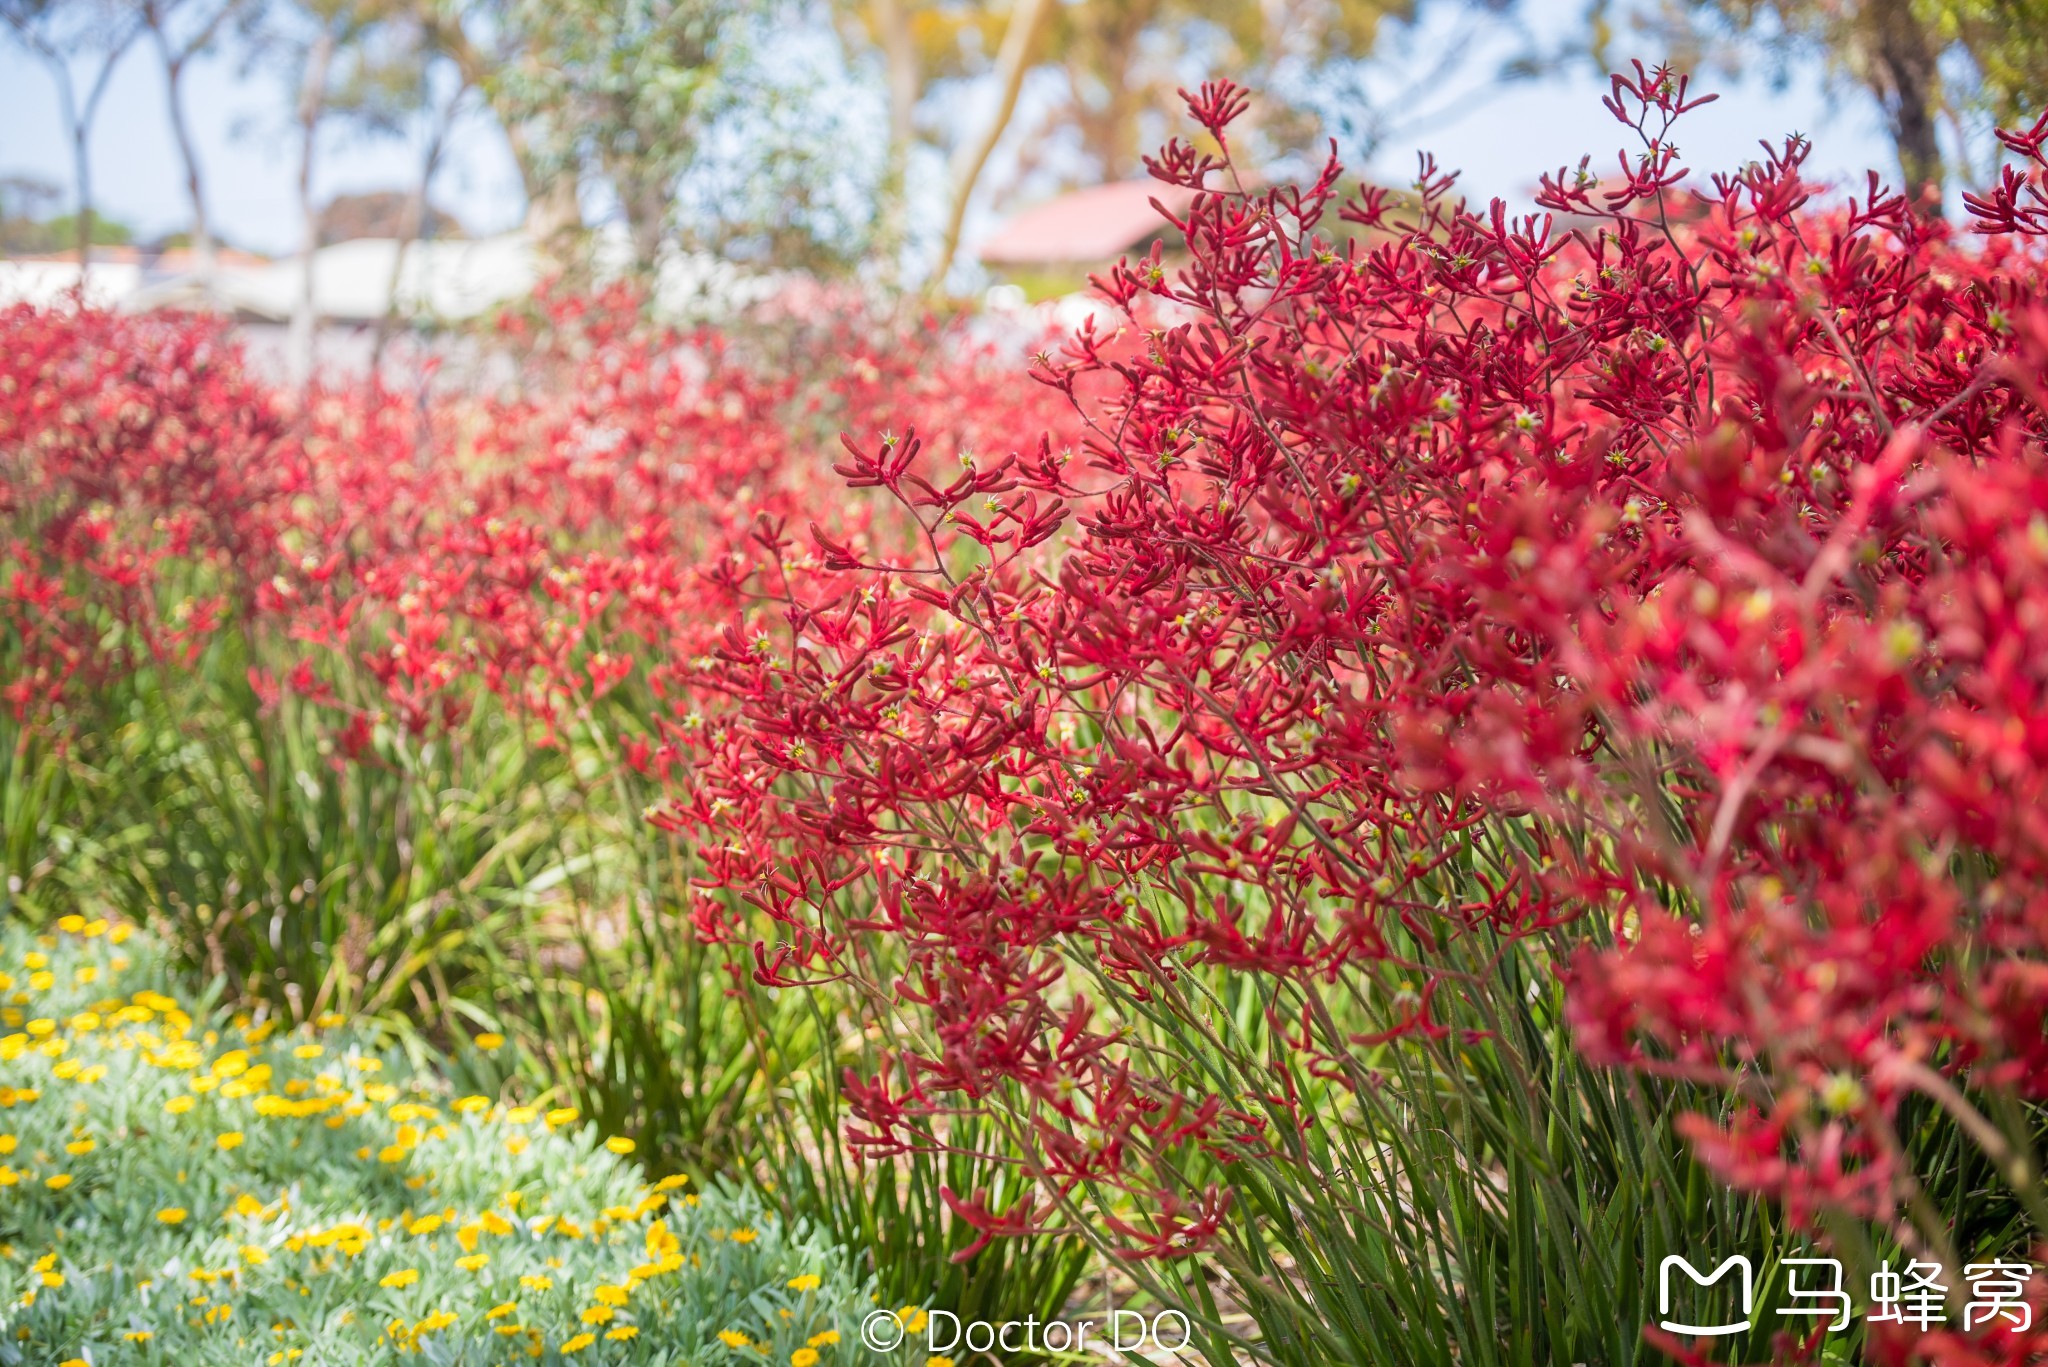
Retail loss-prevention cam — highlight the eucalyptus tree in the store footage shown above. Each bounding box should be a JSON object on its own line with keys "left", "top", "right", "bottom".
{"left": 137, "top": 0, "right": 245, "bottom": 286}
{"left": 0, "top": 0, "right": 146, "bottom": 265}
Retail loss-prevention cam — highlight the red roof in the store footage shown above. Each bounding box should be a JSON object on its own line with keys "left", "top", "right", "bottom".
{"left": 978, "top": 181, "right": 1198, "bottom": 266}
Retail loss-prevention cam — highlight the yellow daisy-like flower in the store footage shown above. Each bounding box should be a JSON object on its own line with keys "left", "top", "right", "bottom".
{"left": 718, "top": 1329, "right": 753, "bottom": 1348}
{"left": 59, "top": 1359, "right": 88, "bottom": 1367}
{"left": 240, "top": 1244, "right": 269, "bottom": 1266}
{"left": 898, "top": 1307, "right": 928, "bottom": 1333}
{"left": 486, "top": 1302, "right": 517, "bottom": 1320}
{"left": 504, "top": 1106, "right": 537, "bottom": 1125}
{"left": 0, "top": 1134, "right": 14, "bottom": 1153}
{"left": 807, "top": 1330, "right": 841, "bottom": 1347}
{"left": 293, "top": 1044, "right": 323, "bottom": 1059}
{"left": 792, "top": 1350, "right": 820, "bottom": 1367}
{"left": 787, "top": 1274, "right": 821, "bottom": 1292}
{"left": 592, "top": 1285, "right": 629, "bottom": 1307}
{"left": 456, "top": 1254, "right": 489, "bottom": 1272}
{"left": 63, "top": 1138, "right": 94, "bottom": 1155}
{"left": 216, "top": 1131, "right": 245, "bottom": 1150}
{"left": 156, "top": 1207, "right": 189, "bottom": 1225}
{"left": 927, "top": 1358, "right": 956, "bottom": 1367}
{"left": 44, "top": 1173, "right": 72, "bottom": 1190}
{"left": 607, "top": 1325, "right": 640, "bottom": 1342}
{"left": 561, "top": 1333, "right": 595, "bottom": 1354}
{"left": 165, "top": 1095, "right": 196, "bottom": 1115}
{"left": 519, "top": 1275, "right": 553, "bottom": 1292}
{"left": 474, "top": 1033, "right": 505, "bottom": 1051}
{"left": 124, "top": 1330, "right": 155, "bottom": 1342}
{"left": 604, "top": 1136, "right": 635, "bottom": 1154}
{"left": 731, "top": 1227, "right": 758, "bottom": 1244}
{"left": 545, "top": 1107, "right": 578, "bottom": 1127}
{"left": 580, "top": 1305, "right": 615, "bottom": 1325}
{"left": 379, "top": 1269, "right": 420, "bottom": 1289}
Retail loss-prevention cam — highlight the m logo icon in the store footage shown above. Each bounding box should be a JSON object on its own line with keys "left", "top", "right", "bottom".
{"left": 1658, "top": 1255, "right": 1754, "bottom": 1336}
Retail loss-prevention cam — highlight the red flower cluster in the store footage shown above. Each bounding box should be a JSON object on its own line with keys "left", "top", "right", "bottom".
{"left": 0, "top": 306, "right": 297, "bottom": 720}
{"left": 2, "top": 284, "right": 1074, "bottom": 749}
{"left": 655, "top": 67, "right": 2048, "bottom": 1354}
{"left": 7, "top": 70, "right": 2048, "bottom": 1363}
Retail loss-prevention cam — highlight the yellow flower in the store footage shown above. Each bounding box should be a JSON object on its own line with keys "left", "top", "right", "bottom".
{"left": 217, "top": 1131, "right": 245, "bottom": 1150}
{"left": 898, "top": 1307, "right": 928, "bottom": 1333}
{"left": 519, "top": 1275, "right": 553, "bottom": 1292}
{"left": 732, "top": 1227, "right": 758, "bottom": 1243}
{"left": 718, "top": 1330, "right": 753, "bottom": 1348}
{"left": 654, "top": 1173, "right": 689, "bottom": 1191}
{"left": 545, "top": 1107, "right": 578, "bottom": 1127}
{"left": 561, "top": 1333, "right": 595, "bottom": 1353}
{"left": 807, "top": 1330, "right": 841, "bottom": 1347}
{"left": 792, "top": 1350, "right": 820, "bottom": 1367}
{"left": 378, "top": 1144, "right": 407, "bottom": 1163}
{"left": 454, "top": 1095, "right": 490, "bottom": 1114}
{"left": 294, "top": 1044, "right": 323, "bottom": 1059}
{"left": 607, "top": 1325, "right": 640, "bottom": 1342}
{"left": 380, "top": 1269, "right": 420, "bottom": 1289}
{"left": 165, "top": 1095, "right": 196, "bottom": 1115}
{"left": 486, "top": 1302, "right": 517, "bottom": 1320}
{"left": 456, "top": 1254, "right": 489, "bottom": 1272}
{"left": 157, "top": 1207, "right": 189, "bottom": 1225}
{"left": 580, "top": 1305, "right": 615, "bottom": 1325}
{"left": 474, "top": 1032, "right": 505, "bottom": 1051}
{"left": 504, "top": 1106, "right": 537, "bottom": 1125}
{"left": 64, "top": 1138, "right": 94, "bottom": 1155}
{"left": 241, "top": 1244, "right": 269, "bottom": 1266}
{"left": 125, "top": 1330, "right": 155, "bottom": 1342}
{"left": 60, "top": 1359, "right": 88, "bottom": 1367}
{"left": 787, "top": 1274, "right": 821, "bottom": 1292}
{"left": 604, "top": 1136, "right": 635, "bottom": 1154}
{"left": 44, "top": 1173, "right": 72, "bottom": 1190}
{"left": 0, "top": 1134, "right": 13, "bottom": 1153}
{"left": 927, "top": 1358, "right": 956, "bottom": 1367}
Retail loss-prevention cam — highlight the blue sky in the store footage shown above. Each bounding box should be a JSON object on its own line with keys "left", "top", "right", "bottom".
{"left": 0, "top": 0, "right": 1900, "bottom": 260}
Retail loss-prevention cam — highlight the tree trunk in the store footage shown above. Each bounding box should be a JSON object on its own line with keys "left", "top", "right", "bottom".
{"left": 68, "top": 103, "right": 93, "bottom": 269}
{"left": 873, "top": 0, "right": 920, "bottom": 265}
{"left": 289, "top": 33, "right": 334, "bottom": 390}
{"left": 503, "top": 119, "right": 582, "bottom": 257}
{"left": 928, "top": 0, "right": 1053, "bottom": 293}
{"left": 153, "top": 28, "right": 218, "bottom": 293}
{"left": 373, "top": 87, "right": 461, "bottom": 375}
{"left": 1071, "top": 0, "right": 1155, "bottom": 183}
{"left": 1865, "top": 0, "right": 1943, "bottom": 205}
